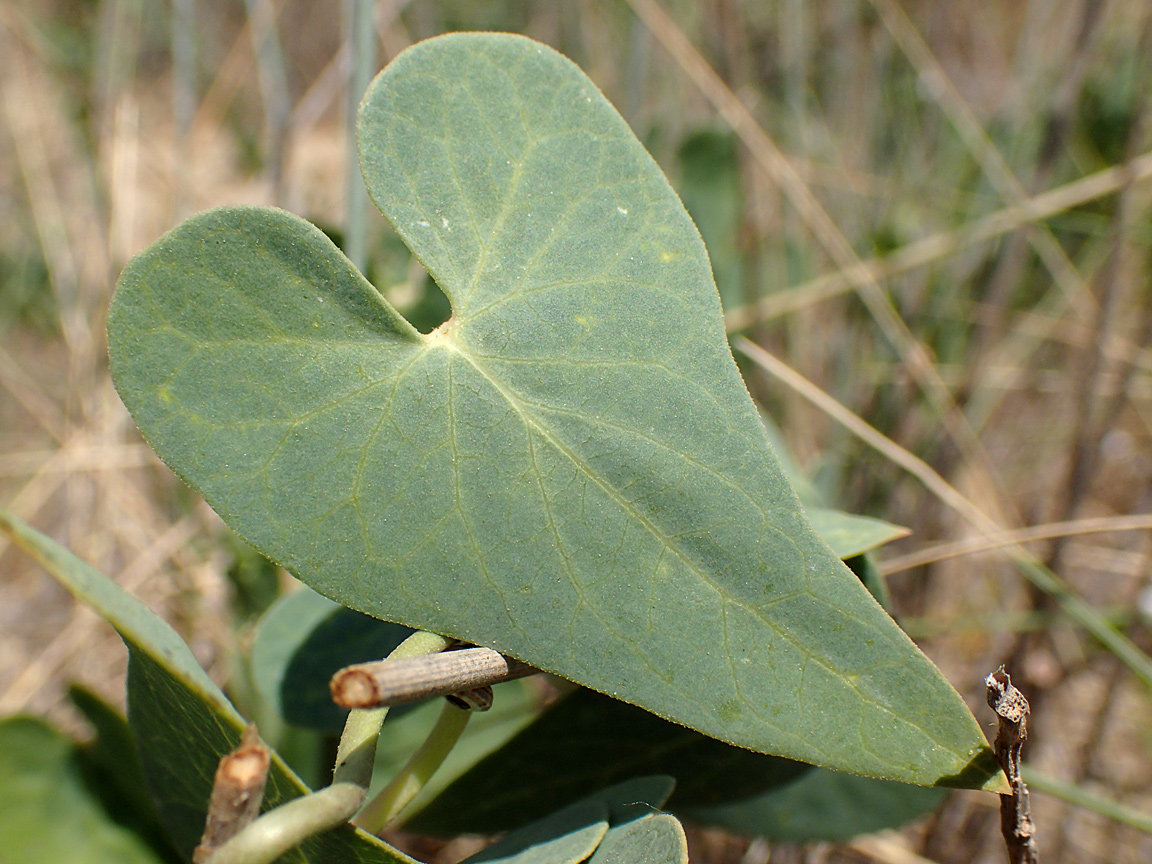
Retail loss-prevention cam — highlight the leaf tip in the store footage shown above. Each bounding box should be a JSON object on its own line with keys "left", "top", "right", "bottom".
{"left": 931, "top": 745, "right": 1009, "bottom": 794}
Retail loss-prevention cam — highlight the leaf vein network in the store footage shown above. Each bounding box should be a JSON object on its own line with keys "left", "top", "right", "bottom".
{"left": 451, "top": 346, "right": 957, "bottom": 755}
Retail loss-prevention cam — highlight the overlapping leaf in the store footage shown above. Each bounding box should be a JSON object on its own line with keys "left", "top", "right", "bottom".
{"left": 107, "top": 33, "right": 1000, "bottom": 788}
{"left": 462, "top": 777, "right": 676, "bottom": 864}
{"left": 0, "top": 513, "right": 412, "bottom": 864}
{"left": 407, "top": 689, "right": 807, "bottom": 835}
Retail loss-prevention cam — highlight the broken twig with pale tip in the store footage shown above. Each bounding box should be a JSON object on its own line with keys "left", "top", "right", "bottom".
{"left": 330, "top": 645, "right": 537, "bottom": 710}
{"left": 194, "top": 725, "right": 271, "bottom": 864}
{"left": 986, "top": 666, "right": 1038, "bottom": 864}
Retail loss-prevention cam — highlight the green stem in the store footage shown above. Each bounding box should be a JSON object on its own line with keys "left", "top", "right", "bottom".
{"left": 333, "top": 630, "right": 452, "bottom": 789}
{"left": 353, "top": 701, "right": 472, "bottom": 834}
{"left": 1022, "top": 765, "right": 1152, "bottom": 835}
{"left": 342, "top": 0, "right": 375, "bottom": 273}
{"left": 204, "top": 783, "right": 366, "bottom": 864}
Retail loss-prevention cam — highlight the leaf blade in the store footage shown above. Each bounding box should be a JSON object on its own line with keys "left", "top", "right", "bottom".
{"left": 0, "top": 513, "right": 414, "bottom": 864}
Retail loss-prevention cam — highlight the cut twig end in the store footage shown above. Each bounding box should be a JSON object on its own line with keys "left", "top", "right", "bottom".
{"left": 330, "top": 647, "right": 538, "bottom": 710}
{"left": 331, "top": 668, "right": 382, "bottom": 709}
{"left": 193, "top": 724, "right": 271, "bottom": 864}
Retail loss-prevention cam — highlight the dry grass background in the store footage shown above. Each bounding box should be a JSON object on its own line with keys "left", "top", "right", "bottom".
{"left": 1, "top": 0, "right": 1151, "bottom": 862}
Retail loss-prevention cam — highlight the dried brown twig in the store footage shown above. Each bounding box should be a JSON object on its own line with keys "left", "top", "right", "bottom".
{"left": 986, "top": 668, "right": 1039, "bottom": 864}
{"left": 330, "top": 645, "right": 537, "bottom": 710}
{"left": 194, "top": 726, "right": 271, "bottom": 864}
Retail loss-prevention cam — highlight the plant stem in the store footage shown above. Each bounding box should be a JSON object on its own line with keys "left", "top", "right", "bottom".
{"left": 985, "top": 668, "right": 1038, "bottom": 863}
{"left": 194, "top": 726, "right": 270, "bottom": 863}
{"left": 353, "top": 700, "right": 472, "bottom": 834}
{"left": 331, "top": 646, "right": 536, "bottom": 709}
{"left": 204, "top": 783, "right": 366, "bottom": 864}
{"left": 333, "top": 630, "right": 452, "bottom": 789}
{"left": 1021, "top": 765, "right": 1152, "bottom": 836}
{"left": 342, "top": 0, "right": 375, "bottom": 273}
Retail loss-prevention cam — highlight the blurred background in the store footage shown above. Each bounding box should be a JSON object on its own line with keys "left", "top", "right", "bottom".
{"left": 1, "top": 0, "right": 1151, "bottom": 861}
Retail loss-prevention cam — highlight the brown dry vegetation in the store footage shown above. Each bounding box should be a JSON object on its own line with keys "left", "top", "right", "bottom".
{"left": 1, "top": 1, "right": 1151, "bottom": 862}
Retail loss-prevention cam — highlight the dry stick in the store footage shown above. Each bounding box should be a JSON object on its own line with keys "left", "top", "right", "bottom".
{"left": 1020, "top": 764, "right": 1152, "bottom": 836}
{"left": 0, "top": 443, "right": 155, "bottom": 477}
{"left": 964, "top": 2, "right": 1102, "bottom": 370}
{"left": 723, "top": 151, "right": 1152, "bottom": 333}
{"left": 194, "top": 726, "right": 272, "bottom": 864}
{"left": 0, "top": 27, "right": 84, "bottom": 356}
{"left": 850, "top": 832, "right": 943, "bottom": 864}
{"left": 332, "top": 630, "right": 452, "bottom": 790}
{"left": 0, "top": 446, "right": 72, "bottom": 568}
{"left": 985, "top": 668, "right": 1039, "bottom": 864}
{"left": 624, "top": 0, "right": 1013, "bottom": 528}
{"left": 0, "top": 346, "right": 68, "bottom": 443}
{"left": 203, "top": 636, "right": 459, "bottom": 863}
{"left": 869, "top": 0, "right": 1095, "bottom": 321}
{"left": 866, "top": 0, "right": 1117, "bottom": 461}
{"left": 879, "top": 513, "right": 1152, "bottom": 576}
{"left": 188, "top": 18, "right": 253, "bottom": 139}
{"left": 331, "top": 646, "right": 537, "bottom": 710}
{"left": 1047, "top": 228, "right": 1129, "bottom": 574}
{"left": 1049, "top": 78, "right": 1152, "bottom": 575}
{"left": 242, "top": 0, "right": 291, "bottom": 203}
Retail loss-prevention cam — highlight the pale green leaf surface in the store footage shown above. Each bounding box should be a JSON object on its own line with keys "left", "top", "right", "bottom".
{"left": 106, "top": 33, "right": 999, "bottom": 788}
{"left": 0, "top": 717, "right": 164, "bottom": 864}
{"left": 586, "top": 814, "right": 687, "bottom": 864}
{"left": 0, "top": 513, "right": 413, "bottom": 864}
{"left": 463, "top": 777, "right": 676, "bottom": 864}
{"left": 464, "top": 801, "right": 606, "bottom": 864}
{"left": 251, "top": 588, "right": 341, "bottom": 725}
{"left": 804, "top": 509, "right": 910, "bottom": 560}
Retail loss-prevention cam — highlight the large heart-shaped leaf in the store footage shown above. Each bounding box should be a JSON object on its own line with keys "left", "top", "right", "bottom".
{"left": 106, "top": 32, "right": 999, "bottom": 789}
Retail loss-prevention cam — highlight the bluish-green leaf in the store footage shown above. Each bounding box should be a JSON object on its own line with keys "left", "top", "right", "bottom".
{"left": 0, "top": 512, "right": 413, "bottom": 864}
{"left": 805, "top": 509, "right": 909, "bottom": 560}
{"left": 251, "top": 587, "right": 341, "bottom": 726}
{"left": 467, "top": 802, "right": 606, "bottom": 864}
{"left": 463, "top": 777, "right": 677, "bottom": 864}
{"left": 588, "top": 813, "right": 686, "bottom": 864}
{"left": 106, "top": 33, "right": 1000, "bottom": 789}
